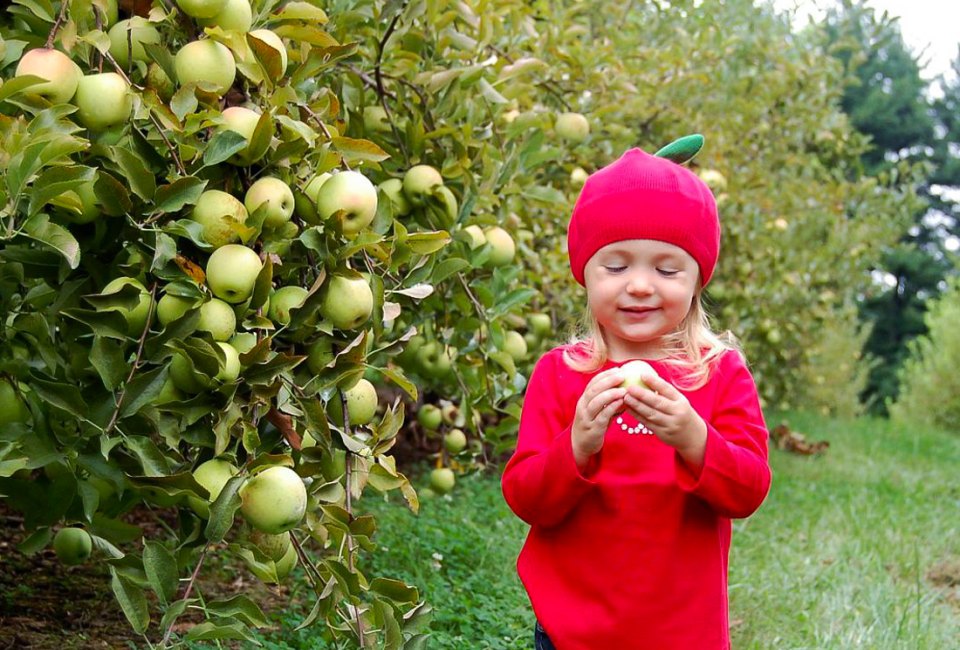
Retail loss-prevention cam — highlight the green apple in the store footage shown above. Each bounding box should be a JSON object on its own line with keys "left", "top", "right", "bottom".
{"left": 402, "top": 165, "right": 443, "bottom": 206}
{"left": 429, "top": 467, "right": 456, "bottom": 495}
{"left": 188, "top": 457, "right": 238, "bottom": 517}
{"left": 0, "top": 378, "right": 29, "bottom": 425}
{"left": 273, "top": 540, "right": 298, "bottom": 580}
{"left": 363, "top": 105, "right": 390, "bottom": 132}
{"left": 198, "top": 0, "right": 253, "bottom": 31}
{"left": 306, "top": 337, "right": 334, "bottom": 373}
{"left": 198, "top": 298, "right": 237, "bottom": 341}
{"left": 220, "top": 106, "right": 267, "bottom": 166}
{"left": 247, "top": 538, "right": 297, "bottom": 583}
{"left": 245, "top": 177, "right": 294, "bottom": 229}
{"left": 155, "top": 378, "right": 183, "bottom": 404}
{"left": 176, "top": 0, "right": 227, "bottom": 19}
{"left": 249, "top": 29, "right": 288, "bottom": 73}
{"left": 107, "top": 18, "right": 161, "bottom": 69}
{"left": 570, "top": 166, "right": 588, "bottom": 188}
{"left": 555, "top": 112, "right": 590, "bottom": 142}
{"left": 502, "top": 330, "right": 528, "bottom": 361}
{"left": 205, "top": 244, "right": 262, "bottom": 303}
{"left": 379, "top": 178, "right": 411, "bottom": 216}
{"left": 618, "top": 359, "right": 657, "bottom": 390}
{"left": 698, "top": 169, "right": 728, "bottom": 193}
{"left": 215, "top": 342, "right": 241, "bottom": 382}
{"left": 528, "top": 313, "right": 552, "bottom": 338}
{"left": 483, "top": 227, "right": 516, "bottom": 267}
{"left": 74, "top": 72, "right": 131, "bottom": 130}
{"left": 102, "top": 277, "right": 152, "bottom": 335}
{"left": 175, "top": 39, "right": 236, "bottom": 96}
{"left": 429, "top": 185, "right": 458, "bottom": 227}
{"left": 327, "top": 378, "right": 378, "bottom": 426}
{"left": 268, "top": 285, "right": 309, "bottom": 326}
{"left": 416, "top": 341, "right": 452, "bottom": 378}
{"left": 51, "top": 180, "right": 101, "bottom": 224}
{"left": 229, "top": 332, "right": 258, "bottom": 354}
{"left": 417, "top": 404, "right": 442, "bottom": 430}
{"left": 15, "top": 48, "right": 81, "bottom": 104}
{"left": 441, "top": 402, "right": 464, "bottom": 427}
{"left": 248, "top": 529, "right": 291, "bottom": 562}
{"left": 53, "top": 528, "right": 92, "bottom": 565}
{"left": 315, "top": 171, "right": 378, "bottom": 237}
{"left": 443, "top": 429, "right": 467, "bottom": 455}
{"left": 191, "top": 190, "right": 249, "bottom": 248}
{"left": 156, "top": 293, "right": 195, "bottom": 326}
{"left": 320, "top": 275, "right": 373, "bottom": 330}
{"left": 239, "top": 466, "right": 307, "bottom": 534}
{"left": 462, "top": 224, "right": 486, "bottom": 250}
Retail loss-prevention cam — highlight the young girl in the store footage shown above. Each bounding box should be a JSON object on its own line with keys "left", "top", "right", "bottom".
{"left": 502, "top": 141, "right": 771, "bottom": 650}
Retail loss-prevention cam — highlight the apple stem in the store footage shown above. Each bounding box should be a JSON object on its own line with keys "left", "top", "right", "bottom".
{"left": 45, "top": 0, "right": 70, "bottom": 49}
{"left": 160, "top": 543, "right": 209, "bottom": 648}
{"left": 104, "top": 282, "right": 158, "bottom": 437}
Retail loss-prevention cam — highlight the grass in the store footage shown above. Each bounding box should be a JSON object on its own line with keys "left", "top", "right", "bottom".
{"left": 256, "top": 412, "right": 960, "bottom": 649}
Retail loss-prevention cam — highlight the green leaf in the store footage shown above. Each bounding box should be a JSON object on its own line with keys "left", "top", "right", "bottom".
{"left": 91, "top": 336, "right": 128, "bottom": 391}
{"left": 125, "top": 436, "right": 173, "bottom": 477}
{"left": 331, "top": 136, "right": 390, "bottom": 163}
{"left": 109, "top": 146, "right": 157, "bottom": 200}
{"left": 27, "top": 164, "right": 96, "bottom": 217}
{"left": 204, "top": 474, "right": 244, "bottom": 543}
{"left": 0, "top": 74, "right": 47, "bottom": 103}
{"left": 185, "top": 620, "right": 262, "bottom": 643}
{"left": 521, "top": 185, "right": 567, "bottom": 204}
{"left": 120, "top": 366, "right": 169, "bottom": 419}
{"left": 154, "top": 177, "right": 208, "bottom": 213}
{"left": 94, "top": 171, "right": 133, "bottom": 216}
{"left": 405, "top": 231, "right": 451, "bottom": 255}
{"left": 21, "top": 214, "right": 81, "bottom": 269}
{"left": 143, "top": 540, "right": 179, "bottom": 604}
{"left": 379, "top": 366, "right": 417, "bottom": 400}
{"left": 28, "top": 373, "right": 88, "bottom": 418}
{"left": 206, "top": 594, "right": 270, "bottom": 627}
{"left": 110, "top": 567, "right": 150, "bottom": 634}
{"left": 203, "top": 130, "right": 248, "bottom": 168}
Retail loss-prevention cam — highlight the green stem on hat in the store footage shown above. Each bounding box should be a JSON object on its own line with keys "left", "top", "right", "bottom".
{"left": 654, "top": 134, "right": 704, "bottom": 164}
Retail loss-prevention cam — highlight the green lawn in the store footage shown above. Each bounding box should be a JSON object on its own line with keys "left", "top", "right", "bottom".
{"left": 258, "top": 412, "right": 960, "bottom": 649}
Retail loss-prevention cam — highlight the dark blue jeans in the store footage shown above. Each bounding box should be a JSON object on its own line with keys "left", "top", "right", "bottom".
{"left": 535, "top": 621, "right": 556, "bottom": 650}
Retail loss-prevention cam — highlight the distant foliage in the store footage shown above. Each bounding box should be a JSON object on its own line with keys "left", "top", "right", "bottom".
{"left": 889, "top": 279, "right": 960, "bottom": 430}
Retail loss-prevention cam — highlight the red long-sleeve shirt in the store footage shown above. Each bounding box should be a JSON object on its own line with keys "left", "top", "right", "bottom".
{"left": 502, "top": 345, "right": 771, "bottom": 649}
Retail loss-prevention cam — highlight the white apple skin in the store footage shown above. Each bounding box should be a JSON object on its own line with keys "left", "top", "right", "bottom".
{"left": 198, "top": 0, "right": 253, "bottom": 31}
{"left": 268, "top": 285, "right": 309, "bottom": 325}
{"left": 327, "top": 378, "right": 378, "bottom": 426}
{"left": 320, "top": 275, "right": 374, "bottom": 330}
{"left": 15, "top": 48, "right": 82, "bottom": 104}
{"left": 315, "top": 171, "right": 378, "bottom": 237}
{"left": 108, "top": 18, "right": 161, "bottom": 69}
{"left": 198, "top": 298, "right": 237, "bottom": 341}
{"left": 191, "top": 190, "right": 249, "bottom": 248}
{"left": 205, "top": 244, "right": 263, "bottom": 304}
{"left": 175, "top": 40, "right": 237, "bottom": 96}
{"left": 245, "top": 177, "right": 294, "bottom": 229}
{"left": 239, "top": 466, "right": 308, "bottom": 534}
{"left": 176, "top": 0, "right": 227, "bottom": 19}
{"left": 221, "top": 106, "right": 267, "bottom": 165}
{"left": 249, "top": 29, "right": 288, "bottom": 72}
{"left": 215, "top": 342, "right": 241, "bottom": 382}
{"left": 618, "top": 360, "right": 657, "bottom": 390}
{"left": 483, "top": 227, "right": 516, "bottom": 267}
{"left": 74, "top": 73, "right": 132, "bottom": 130}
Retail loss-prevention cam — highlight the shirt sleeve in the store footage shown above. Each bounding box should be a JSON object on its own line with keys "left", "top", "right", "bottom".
{"left": 501, "top": 350, "right": 598, "bottom": 528}
{"left": 674, "top": 351, "right": 772, "bottom": 519}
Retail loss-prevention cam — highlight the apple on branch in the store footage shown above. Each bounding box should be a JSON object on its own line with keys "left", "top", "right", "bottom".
{"left": 239, "top": 466, "right": 307, "bottom": 534}
{"left": 107, "top": 18, "right": 161, "bottom": 69}
{"left": 245, "top": 177, "right": 294, "bottom": 229}
{"left": 14, "top": 48, "right": 81, "bottom": 104}
{"left": 314, "top": 171, "right": 379, "bottom": 237}
{"left": 175, "top": 39, "right": 237, "bottom": 97}
{"left": 320, "top": 274, "right": 374, "bottom": 330}
{"left": 190, "top": 189, "right": 249, "bottom": 248}
{"left": 74, "top": 73, "right": 132, "bottom": 130}
{"left": 205, "top": 244, "right": 263, "bottom": 303}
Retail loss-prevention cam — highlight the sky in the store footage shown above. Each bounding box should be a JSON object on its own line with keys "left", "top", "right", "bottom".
{"left": 771, "top": 0, "right": 959, "bottom": 84}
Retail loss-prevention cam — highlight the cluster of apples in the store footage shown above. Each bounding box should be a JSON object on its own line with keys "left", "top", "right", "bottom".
{"left": 415, "top": 400, "right": 470, "bottom": 495}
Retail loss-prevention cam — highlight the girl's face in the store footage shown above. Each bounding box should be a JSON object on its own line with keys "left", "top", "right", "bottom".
{"left": 583, "top": 239, "right": 700, "bottom": 361}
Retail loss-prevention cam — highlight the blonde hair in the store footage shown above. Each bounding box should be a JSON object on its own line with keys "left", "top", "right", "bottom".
{"left": 562, "top": 290, "right": 739, "bottom": 390}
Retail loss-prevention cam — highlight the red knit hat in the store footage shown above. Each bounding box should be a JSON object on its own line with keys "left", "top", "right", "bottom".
{"left": 567, "top": 147, "right": 720, "bottom": 286}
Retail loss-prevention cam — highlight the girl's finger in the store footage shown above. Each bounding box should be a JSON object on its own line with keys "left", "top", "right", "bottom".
{"left": 590, "top": 389, "right": 625, "bottom": 418}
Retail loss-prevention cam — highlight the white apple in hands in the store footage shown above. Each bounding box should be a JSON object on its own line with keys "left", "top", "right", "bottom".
{"left": 320, "top": 275, "right": 373, "bottom": 330}
{"left": 74, "top": 73, "right": 132, "bottom": 130}
{"left": 15, "top": 48, "right": 82, "bottom": 104}
{"left": 245, "top": 177, "right": 294, "bottom": 229}
{"left": 175, "top": 40, "right": 237, "bottom": 96}
{"left": 314, "top": 171, "right": 378, "bottom": 237}
{"left": 205, "top": 244, "right": 263, "bottom": 304}
{"left": 618, "top": 360, "right": 658, "bottom": 390}
{"left": 191, "top": 190, "right": 249, "bottom": 248}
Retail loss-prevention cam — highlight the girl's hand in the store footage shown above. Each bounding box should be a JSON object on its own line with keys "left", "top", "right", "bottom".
{"left": 623, "top": 374, "right": 707, "bottom": 470}
{"left": 571, "top": 369, "right": 627, "bottom": 470}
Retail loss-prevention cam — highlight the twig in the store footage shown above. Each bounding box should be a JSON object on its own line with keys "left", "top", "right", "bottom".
{"left": 45, "top": 0, "right": 70, "bottom": 49}
{"left": 300, "top": 104, "right": 352, "bottom": 171}
{"left": 457, "top": 272, "right": 495, "bottom": 407}
{"left": 160, "top": 544, "right": 209, "bottom": 648}
{"left": 486, "top": 44, "right": 572, "bottom": 111}
{"left": 339, "top": 389, "right": 365, "bottom": 648}
{"left": 104, "top": 282, "right": 158, "bottom": 436}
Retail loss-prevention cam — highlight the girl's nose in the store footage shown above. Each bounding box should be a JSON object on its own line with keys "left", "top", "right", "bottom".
{"left": 626, "top": 271, "right": 654, "bottom": 295}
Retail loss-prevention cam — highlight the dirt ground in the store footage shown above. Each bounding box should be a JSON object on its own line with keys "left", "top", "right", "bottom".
{"left": 0, "top": 503, "right": 290, "bottom": 649}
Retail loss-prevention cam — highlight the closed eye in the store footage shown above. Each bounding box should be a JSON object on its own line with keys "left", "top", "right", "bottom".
{"left": 604, "top": 265, "right": 627, "bottom": 273}
{"left": 657, "top": 268, "right": 680, "bottom": 277}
